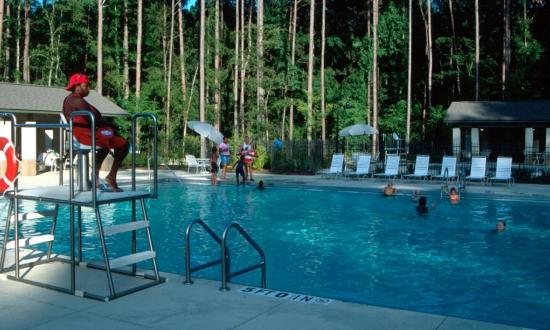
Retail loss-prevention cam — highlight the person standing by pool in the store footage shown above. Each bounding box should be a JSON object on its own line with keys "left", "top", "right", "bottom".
{"left": 241, "top": 136, "right": 256, "bottom": 181}
{"left": 210, "top": 146, "right": 219, "bottom": 186}
{"left": 63, "top": 73, "right": 129, "bottom": 192}
{"left": 219, "top": 137, "right": 231, "bottom": 180}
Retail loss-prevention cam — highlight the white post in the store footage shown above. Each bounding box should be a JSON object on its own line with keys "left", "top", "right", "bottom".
{"left": 525, "top": 127, "right": 534, "bottom": 164}
{"left": 471, "top": 128, "right": 480, "bottom": 155}
{"left": 545, "top": 128, "right": 550, "bottom": 153}
{"left": 452, "top": 128, "right": 461, "bottom": 157}
{"left": 21, "top": 122, "right": 37, "bottom": 176}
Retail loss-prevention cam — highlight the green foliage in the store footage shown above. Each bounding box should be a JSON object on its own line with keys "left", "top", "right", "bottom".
{"left": 0, "top": 0, "right": 548, "bottom": 172}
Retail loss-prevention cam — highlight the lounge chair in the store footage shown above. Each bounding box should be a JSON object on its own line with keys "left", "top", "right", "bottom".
{"left": 403, "top": 155, "right": 430, "bottom": 180}
{"left": 487, "top": 157, "right": 514, "bottom": 185}
{"left": 185, "top": 154, "right": 205, "bottom": 173}
{"left": 465, "top": 156, "right": 487, "bottom": 183}
{"left": 317, "top": 153, "right": 344, "bottom": 177}
{"left": 373, "top": 155, "right": 401, "bottom": 180}
{"left": 345, "top": 154, "right": 372, "bottom": 178}
{"left": 432, "top": 156, "right": 458, "bottom": 181}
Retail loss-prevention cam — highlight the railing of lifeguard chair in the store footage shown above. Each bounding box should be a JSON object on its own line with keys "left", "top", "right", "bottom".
{"left": 0, "top": 112, "right": 69, "bottom": 279}
{"left": 131, "top": 113, "right": 158, "bottom": 198}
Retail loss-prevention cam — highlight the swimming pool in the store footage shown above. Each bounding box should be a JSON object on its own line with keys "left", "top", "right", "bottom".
{"left": 1, "top": 182, "right": 550, "bottom": 328}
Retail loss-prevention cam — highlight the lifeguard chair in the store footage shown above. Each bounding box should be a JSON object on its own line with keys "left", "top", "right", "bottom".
{"left": 0, "top": 111, "right": 163, "bottom": 301}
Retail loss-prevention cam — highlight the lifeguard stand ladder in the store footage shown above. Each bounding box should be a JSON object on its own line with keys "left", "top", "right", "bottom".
{"left": 0, "top": 111, "right": 163, "bottom": 302}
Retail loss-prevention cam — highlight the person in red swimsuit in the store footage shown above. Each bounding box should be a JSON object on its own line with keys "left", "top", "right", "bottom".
{"left": 62, "top": 73, "right": 129, "bottom": 192}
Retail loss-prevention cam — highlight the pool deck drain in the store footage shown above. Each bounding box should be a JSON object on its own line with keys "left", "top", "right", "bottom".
{"left": 0, "top": 265, "right": 527, "bottom": 330}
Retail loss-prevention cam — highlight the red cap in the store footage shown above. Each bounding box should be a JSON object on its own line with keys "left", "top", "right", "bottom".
{"left": 66, "top": 74, "right": 90, "bottom": 91}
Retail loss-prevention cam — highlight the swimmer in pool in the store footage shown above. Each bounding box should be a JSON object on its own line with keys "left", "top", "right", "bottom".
{"left": 448, "top": 187, "right": 460, "bottom": 203}
{"left": 416, "top": 196, "right": 429, "bottom": 214}
{"left": 257, "top": 180, "right": 265, "bottom": 191}
{"left": 411, "top": 190, "right": 420, "bottom": 202}
{"left": 383, "top": 183, "right": 396, "bottom": 196}
{"left": 492, "top": 220, "right": 506, "bottom": 233}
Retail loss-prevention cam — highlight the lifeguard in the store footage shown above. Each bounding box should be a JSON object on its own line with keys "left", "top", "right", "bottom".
{"left": 62, "top": 73, "right": 129, "bottom": 192}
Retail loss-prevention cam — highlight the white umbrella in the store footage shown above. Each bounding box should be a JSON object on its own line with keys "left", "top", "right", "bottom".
{"left": 187, "top": 121, "right": 224, "bottom": 144}
{"left": 338, "top": 124, "right": 378, "bottom": 137}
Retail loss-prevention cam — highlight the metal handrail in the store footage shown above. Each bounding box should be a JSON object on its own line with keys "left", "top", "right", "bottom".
{"left": 220, "top": 222, "right": 266, "bottom": 291}
{"left": 131, "top": 113, "right": 158, "bottom": 198}
{"left": 68, "top": 111, "right": 96, "bottom": 206}
{"left": 183, "top": 219, "right": 225, "bottom": 285}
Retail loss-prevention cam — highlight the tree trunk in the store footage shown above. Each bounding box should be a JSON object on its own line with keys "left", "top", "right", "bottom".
{"left": 320, "top": 0, "right": 326, "bottom": 145}
{"left": 257, "top": 0, "right": 264, "bottom": 138}
{"left": 523, "top": 0, "right": 527, "bottom": 47}
{"left": 289, "top": 0, "right": 298, "bottom": 141}
{"left": 214, "top": 0, "right": 221, "bottom": 129}
{"left": 4, "top": 2, "right": 10, "bottom": 80}
{"left": 366, "top": 0, "right": 371, "bottom": 126}
{"left": 0, "top": 0, "right": 4, "bottom": 70}
{"left": 239, "top": 0, "right": 245, "bottom": 135}
{"left": 183, "top": 65, "right": 199, "bottom": 139}
{"left": 136, "top": 0, "right": 143, "bottom": 99}
{"left": 306, "top": 0, "right": 315, "bottom": 144}
{"left": 178, "top": 0, "right": 187, "bottom": 102}
{"left": 46, "top": 0, "right": 56, "bottom": 86}
{"left": 23, "top": 0, "right": 30, "bottom": 82}
{"left": 166, "top": 0, "right": 176, "bottom": 152}
{"left": 199, "top": 0, "right": 206, "bottom": 157}
{"left": 282, "top": 3, "right": 294, "bottom": 140}
{"left": 97, "top": 0, "right": 103, "bottom": 94}
{"left": 233, "top": 0, "right": 240, "bottom": 137}
{"left": 427, "top": 0, "right": 432, "bottom": 110}
{"left": 448, "top": 0, "right": 461, "bottom": 96}
{"left": 406, "top": 0, "right": 412, "bottom": 145}
{"left": 15, "top": 1, "right": 20, "bottom": 83}
{"left": 475, "top": 0, "right": 479, "bottom": 101}
{"left": 123, "top": 0, "right": 130, "bottom": 100}
{"left": 372, "top": 0, "right": 379, "bottom": 156}
{"left": 502, "top": 0, "right": 511, "bottom": 99}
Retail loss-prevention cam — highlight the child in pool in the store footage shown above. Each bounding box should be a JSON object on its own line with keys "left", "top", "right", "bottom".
{"left": 234, "top": 154, "right": 246, "bottom": 184}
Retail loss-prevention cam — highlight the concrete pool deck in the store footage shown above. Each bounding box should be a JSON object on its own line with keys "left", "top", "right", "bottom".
{"left": 3, "top": 169, "right": 546, "bottom": 329}
{"left": 0, "top": 261, "right": 528, "bottom": 330}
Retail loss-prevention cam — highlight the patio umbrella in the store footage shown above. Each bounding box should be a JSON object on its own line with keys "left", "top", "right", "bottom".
{"left": 187, "top": 121, "right": 224, "bottom": 144}
{"left": 338, "top": 124, "right": 378, "bottom": 137}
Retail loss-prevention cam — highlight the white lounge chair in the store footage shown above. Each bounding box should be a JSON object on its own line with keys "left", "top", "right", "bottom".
{"left": 317, "top": 153, "right": 344, "bottom": 177}
{"left": 345, "top": 154, "right": 372, "bottom": 178}
{"left": 373, "top": 155, "right": 401, "bottom": 179}
{"left": 404, "top": 155, "right": 430, "bottom": 180}
{"left": 465, "top": 156, "right": 487, "bottom": 183}
{"left": 185, "top": 154, "right": 205, "bottom": 173}
{"left": 432, "top": 156, "right": 458, "bottom": 181}
{"left": 487, "top": 157, "right": 514, "bottom": 185}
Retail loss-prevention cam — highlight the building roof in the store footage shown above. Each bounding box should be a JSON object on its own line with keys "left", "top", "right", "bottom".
{"left": 445, "top": 101, "right": 550, "bottom": 126}
{"left": 0, "top": 83, "right": 128, "bottom": 117}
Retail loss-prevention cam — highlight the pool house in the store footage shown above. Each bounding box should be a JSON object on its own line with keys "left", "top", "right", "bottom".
{"left": 444, "top": 100, "right": 550, "bottom": 165}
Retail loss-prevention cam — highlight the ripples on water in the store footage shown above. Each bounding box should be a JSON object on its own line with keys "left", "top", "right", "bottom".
{"left": 0, "top": 183, "right": 549, "bottom": 328}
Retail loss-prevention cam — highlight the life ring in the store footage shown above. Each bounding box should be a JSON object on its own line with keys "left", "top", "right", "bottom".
{"left": 0, "top": 137, "right": 19, "bottom": 193}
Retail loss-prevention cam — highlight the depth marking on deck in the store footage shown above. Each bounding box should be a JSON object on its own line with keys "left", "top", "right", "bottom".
{"left": 239, "top": 287, "right": 333, "bottom": 305}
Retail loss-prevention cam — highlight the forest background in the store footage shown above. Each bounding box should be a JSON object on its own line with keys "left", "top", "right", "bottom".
{"left": 0, "top": 0, "right": 548, "bottom": 163}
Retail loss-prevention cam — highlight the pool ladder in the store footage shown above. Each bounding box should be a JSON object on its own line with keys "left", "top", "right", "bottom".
{"left": 183, "top": 220, "right": 266, "bottom": 290}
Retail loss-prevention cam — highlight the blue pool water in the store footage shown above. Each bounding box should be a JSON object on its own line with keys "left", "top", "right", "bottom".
{"left": 1, "top": 182, "right": 550, "bottom": 328}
